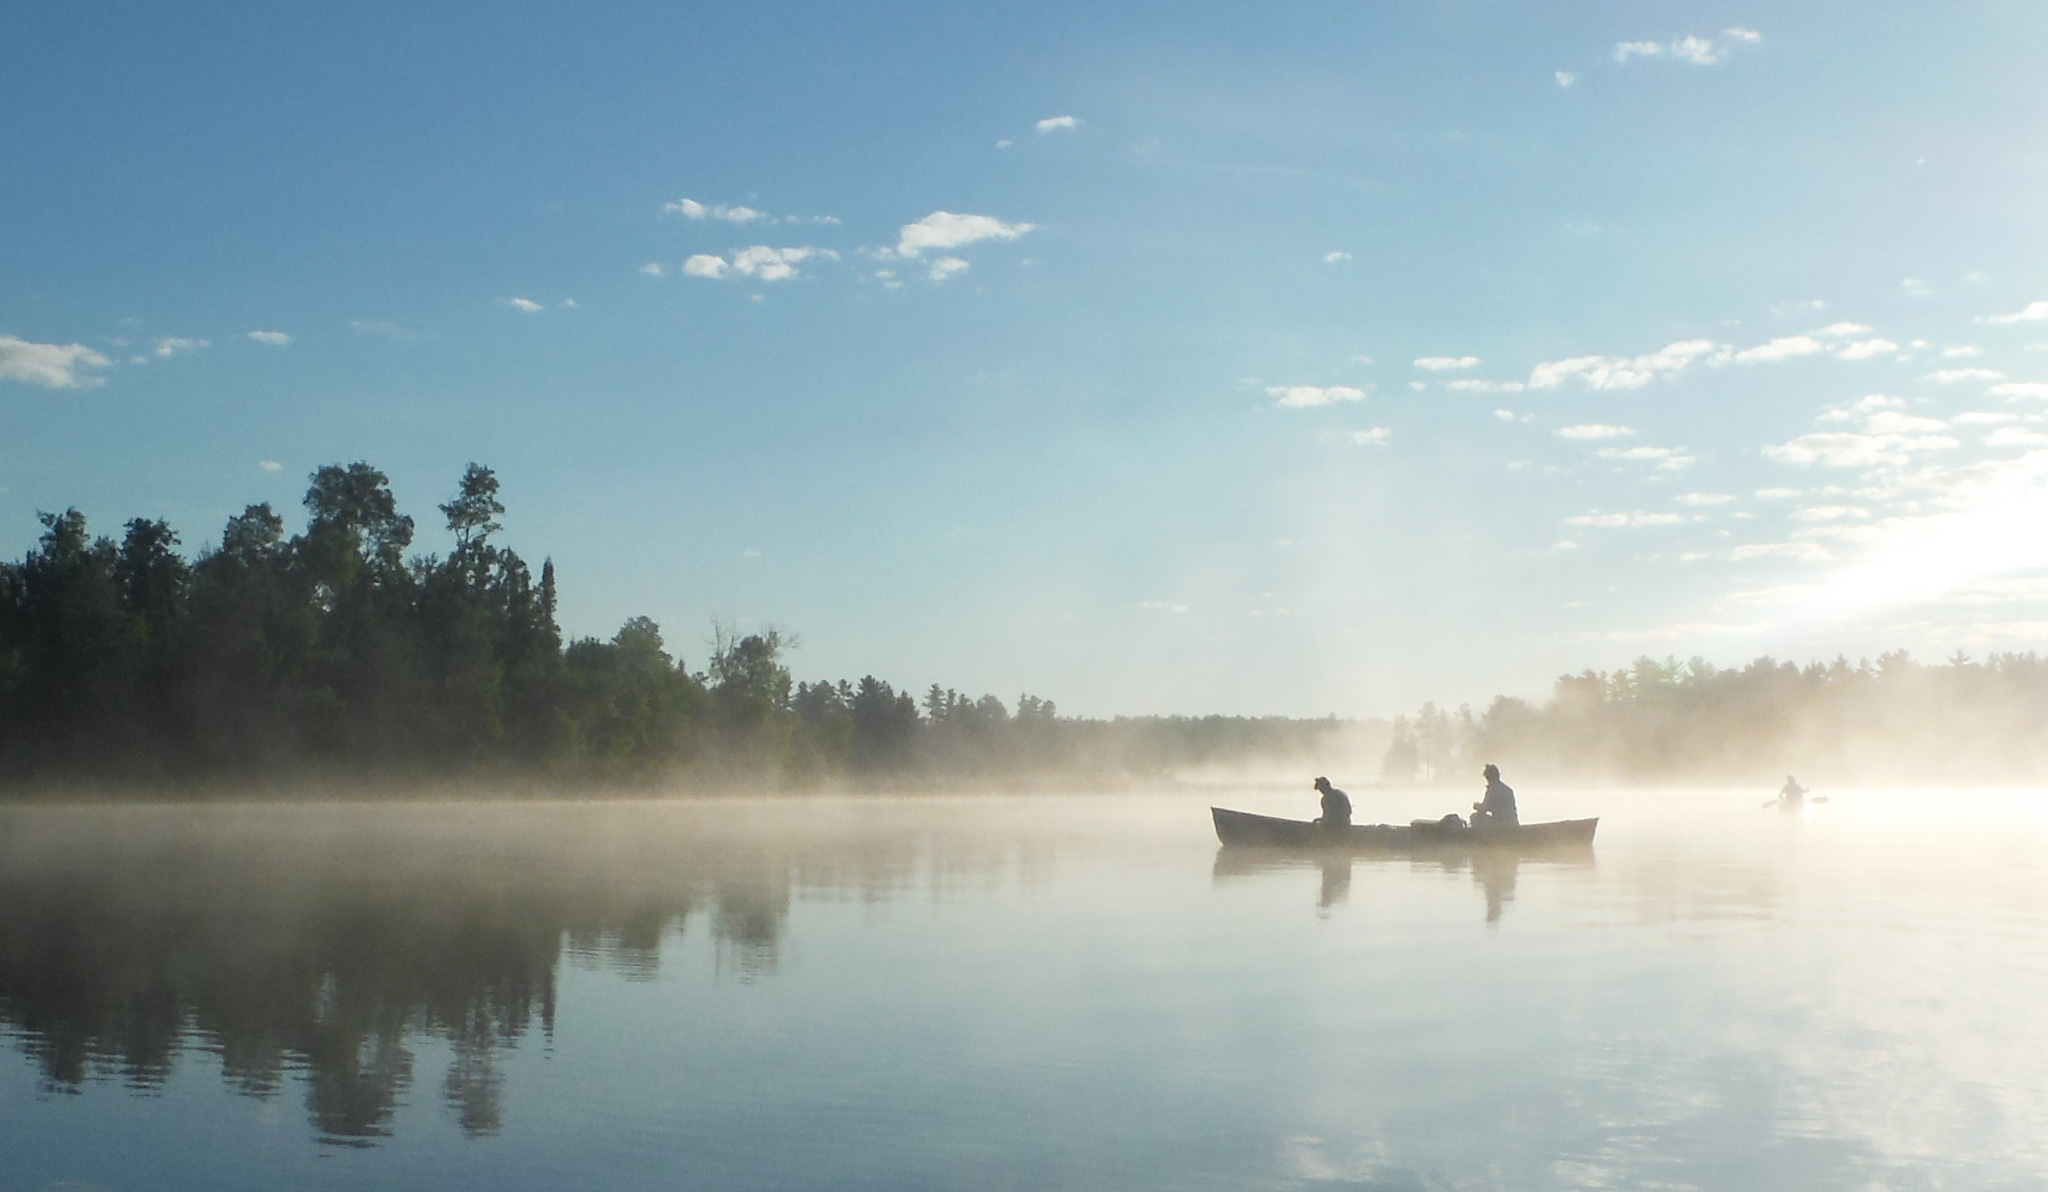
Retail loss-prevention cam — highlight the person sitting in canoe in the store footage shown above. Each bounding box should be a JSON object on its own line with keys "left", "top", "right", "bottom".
{"left": 1777, "top": 775, "right": 1807, "bottom": 806}
{"left": 1470, "top": 764, "right": 1518, "bottom": 828}
{"left": 1313, "top": 776, "right": 1352, "bottom": 830}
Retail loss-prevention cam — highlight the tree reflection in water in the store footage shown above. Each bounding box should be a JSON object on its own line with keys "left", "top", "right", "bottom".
{"left": 0, "top": 804, "right": 851, "bottom": 1146}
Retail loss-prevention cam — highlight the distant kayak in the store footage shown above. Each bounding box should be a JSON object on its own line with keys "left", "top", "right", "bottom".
{"left": 1212, "top": 806, "right": 1598, "bottom": 851}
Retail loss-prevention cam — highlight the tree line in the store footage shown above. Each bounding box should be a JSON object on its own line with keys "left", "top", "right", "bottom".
{"left": 0, "top": 462, "right": 1364, "bottom": 791}
{"left": 1381, "top": 651, "right": 2048, "bottom": 786}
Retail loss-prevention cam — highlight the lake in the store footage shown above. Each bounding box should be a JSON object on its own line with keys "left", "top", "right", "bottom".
{"left": 2, "top": 786, "right": 2044, "bottom": 1191}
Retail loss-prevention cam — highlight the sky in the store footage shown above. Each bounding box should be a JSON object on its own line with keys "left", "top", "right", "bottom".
{"left": 6, "top": 0, "right": 2048, "bottom": 717}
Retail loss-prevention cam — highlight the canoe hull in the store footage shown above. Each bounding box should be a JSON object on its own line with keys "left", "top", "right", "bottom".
{"left": 1212, "top": 806, "right": 1597, "bottom": 851}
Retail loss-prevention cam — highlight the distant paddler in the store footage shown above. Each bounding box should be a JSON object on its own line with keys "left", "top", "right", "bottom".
{"left": 1312, "top": 776, "right": 1352, "bottom": 831}
{"left": 1766, "top": 775, "right": 1822, "bottom": 810}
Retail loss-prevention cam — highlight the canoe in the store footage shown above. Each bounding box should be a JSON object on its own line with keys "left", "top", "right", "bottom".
{"left": 1211, "top": 806, "right": 1598, "bottom": 851}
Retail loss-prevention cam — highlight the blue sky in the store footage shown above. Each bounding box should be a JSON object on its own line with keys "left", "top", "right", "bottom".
{"left": 7, "top": 1, "right": 2048, "bottom": 716}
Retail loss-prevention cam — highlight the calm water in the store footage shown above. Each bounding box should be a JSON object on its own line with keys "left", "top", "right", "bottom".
{"left": 2, "top": 787, "right": 2045, "bottom": 1191}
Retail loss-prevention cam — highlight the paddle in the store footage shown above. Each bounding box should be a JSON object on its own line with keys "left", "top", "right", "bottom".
{"left": 1761, "top": 795, "right": 1828, "bottom": 808}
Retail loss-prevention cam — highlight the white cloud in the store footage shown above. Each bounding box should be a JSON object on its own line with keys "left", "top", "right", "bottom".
{"left": 1670, "top": 35, "right": 1724, "bottom": 64}
{"left": 1813, "top": 322, "right": 1873, "bottom": 338}
{"left": 1567, "top": 511, "right": 1685, "bottom": 528}
{"left": 1597, "top": 445, "right": 1696, "bottom": 470}
{"left": 1035, "top": 116, "right": 1078, "bottom": 133}
{"left": 927, "top": 256, "right": 971, "bottom": 282}
{"left": 0, "top": 336, "right": 112, "bottom": 388}
{"left": 260, "top": 460, "right": 282, "bottom": 472}
{"left": 1764, "top": 430, "right": 1958, "bottom": 468}
{"left": 1865, "top": 411, "right": 1949, "bottom": 434}
{"left": 154, "top": 336, "right": 209, "bottom": 356}
{"left": 1755, "top": 487, "right": 1803, "bottom": 499}
{"left": 1943, "top": 345, "right": 1984, "bottom": 358}
{"left": 1731, "top": 542, "right": 1831, "bottom": 561}
{"left": 995, "top": 138, "right": 1013, "bottom": 149}
{"left": 1818, "top": 394, "right": 1907, "bottom": 423}
{"left": 684, "top": 246, "right": 837, "bottom": 281}
{"left": 246, "top": 330, "right": 292, "bottom": 346}
{"left": 1734, "top": 335, "right": 1824, "bottom": 363}
{"left": 1555, "top": 71, "right": 1576, "bottom": 87}
{"left": 505, "top": 298, "right": 544, "bottom": 313}
{"left": 640, "top": 262, "right": 666, "bottom": 277}
{"left": 1923, "top": 367, "right": 2003, "bottom": 384}
{"left": 1677, "top": 492, "right": 1735, "bottom": 506}
{"left": 1494, "top": 409, "right": 1517, "bottom": 422}
{"left": 1269, "top": 385, "right": 1369, "bottom": 408}
{"left": 1529, "top": 338, "right": 1715, "bottom": 390}
{"left": 1984, "top": 426, "right": 2048, "bottom": 448}
{"left": 1557, "top": 424, "right": 1636, "bottom": 440}
{"left": 896, "top": 211, "right": 1033, "bottom": 258}
{"left": 1954, "top": 411, "right": 2018, "bottom": 425}
{"left": 1322, "top": 251, "right": 1352, "bottom": 264}
{"left": 1414, "top": 355, "right": 1479, "bottom": 371}
{"left": 665, "top": 198, "right": 765, "bottom": 223}
{"left": 1984, "top": 300, "right": 2048, "bottom": 325}
{"left": 1901, "top": 278, "right": 1932, "bottom": 296}
{"left": 1835, "top": 338, "right": 1898, "bottom": 360}
{"left": 1445, "top": 379, "right": 1524, "bottom": 393}
{"left": 1990, "top": 382, "right": 2048, "bottom": 400}
{"left": 1616, "top": 29, "right": 1758, "bottom": 65}
{"left": 1791, "top": 505, "right": 1868, "bottom": 523}
{"left": 1338, "top": 427, "right": 1391, "bottom": 447}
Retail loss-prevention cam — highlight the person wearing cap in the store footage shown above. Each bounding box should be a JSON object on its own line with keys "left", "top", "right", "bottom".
{"left": 1471, "top": 764, "right": 1518, "bottom": 828}
{"left": 1313, "top": 776, "right": 1352, "bottom": 830}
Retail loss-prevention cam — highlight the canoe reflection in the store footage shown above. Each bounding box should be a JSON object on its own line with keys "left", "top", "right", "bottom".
{"left": 1211, "top": 845, "right": 1594, "bottom": 922}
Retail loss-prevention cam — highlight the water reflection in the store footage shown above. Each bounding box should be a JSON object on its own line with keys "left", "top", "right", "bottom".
{"left": 0, "top": 803, "right": 837, "bottom": 1146}
{"left": 1210, "top": 846, "right": 1591, "bottom": 923}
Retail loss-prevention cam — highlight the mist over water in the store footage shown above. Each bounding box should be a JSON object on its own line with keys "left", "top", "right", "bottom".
{"left": 3, "top": 788, "right": 2046, "bottom": 1190}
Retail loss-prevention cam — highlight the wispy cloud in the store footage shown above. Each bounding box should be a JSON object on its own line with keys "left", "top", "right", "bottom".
{"left": 1326, "top": 427, "right": 1392, "bottom": 446}
{"left": 683, "top": 246, "right": 838, "bottom": 281}
{"left": 1615, "top": 28, "right": 1760, "bottom": 65}
{"left": 1677, "top": 492, "right": 1735, "bottom": 506}
{"left": 1733, "top": 335, "right": 1823, "bottom": 363}
{"left": 927, "top": 256, "right": 971, "bottom": 282}
{"left": 1322, "top": 251, "right": 1352, "bottom": 264}
{"left": 1268, "top": 385, "right": 1369, "bottom": 408}
{"left": 154, "top": 336, "right": 209, "bottom": 357}
{"left": 504, "top": 298, "right": 545, "bottom": 313}
{"left": 1597, "top": 445, "right": 1696, "bottom": 471}
{"left": 1555, "top": 71, "right": 1576, "bottom": 88}
{"left": 1984, "top": 300, "right": 2048, "bottom": 325}
{"left": 246, "top": 330, "right": 292, "bottom": 346}
{"left": 665, "top": 198, "right": 765, "bottom": 223}
{"left": 1567, "top": 510, "right": 1686, "bottom": 528}
{"left": 640, "top": 262, "right": 666, "bottom": 277}
{"left": 1835, "top": 338, "right": 1898, "bottom": 360}
{"left": 1035, "top": 115, "right": 1079, "bottom": 133}
{"left": 1557, "top": 424, "right": 1636, "bottom": 440}
{"left": 1529, "top": 339, "right": 1714, "bottom": 390}
{"left": 0, "top": 335, "right": 111, "bottom": 388}
{"left": 1414, "top": 355, "right": 1479, "bottom": 371}
{"left": 1923, "top": 367, "right": 2003, "bottom": 384}
{"left": 260, "top": 460, "right": 283, "bottom": 472}
{"left": 895, "top": 211, "right": 1034, "bottom": 258}
{"left": 1445, "top": 379, "right": 1524, "bottom": 393}
{"left": 1990, "top": 382, "right": 2048, "bottom": 400}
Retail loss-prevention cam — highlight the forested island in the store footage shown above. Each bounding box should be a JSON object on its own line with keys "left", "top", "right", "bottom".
{"left": 5, "top": 461, "right": 2046, "bottom": 793}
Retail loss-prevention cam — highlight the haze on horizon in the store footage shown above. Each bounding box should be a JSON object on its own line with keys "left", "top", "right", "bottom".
{"left": 5, "top": 1, "right": 2048, "bottom": 718}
